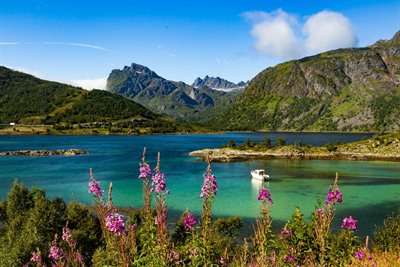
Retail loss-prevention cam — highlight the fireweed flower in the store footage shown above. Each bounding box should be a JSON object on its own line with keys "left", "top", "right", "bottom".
{"left": 106, "top": 213, "right": 125, "bottom": 235}
{"left": 183, "top": 213, "right": 198, "bottom": 231}
{"left": 30, "top": 252, "right": 41, "bottom": 262}
{"left": 88, "top": 179, "right": 104, "bottom": 197}
{"left": 151, "top": 172, "right": 168, "bottom": 193}
{"left": 139, "top": 162, "right": 152, "bottom": 179}
{"left": 355, "top": 251, "right": 365, "bottom": 261}
{"left": 200, "top": 172, "right": 218, "bottom": 198}
{"left": 48, "top": 245, "right": 64, "bottom": 260}
{"left": 62, "top": 227, "right": 74, "bottom": 245}
{"left": 317, "top": 208, "right": 324, "bottom": 216}
{"left": 76, "top": 252, "right": 84, "bottom": 262}
{"left": 257, "top": 188, "right": 273, "bottom": 204}
{"left": 284, "top": 254, "right": 295, "bottom": 263}
{"left": 341, "top": 216, "right": 358, "bottom": 231}
{"left": 325, "top": 186, "right": 342, "bottom": 205}
{"left": 280, "top": 229, "right": 291, "bottom": 239}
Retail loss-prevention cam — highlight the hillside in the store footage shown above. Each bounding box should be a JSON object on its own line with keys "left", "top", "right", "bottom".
{"left": 212, "top": 31, "right": 400, "bottom": 132}
{"left": 0, "top": 66, "right": 201, "bottom": 134}
{"left": 106, "top": 63, "right": 241, "bottom": 121}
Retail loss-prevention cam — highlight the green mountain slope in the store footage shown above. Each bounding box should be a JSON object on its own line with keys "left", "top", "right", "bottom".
{"left": 0, "top": 66, "right": 200, "bottom": 134}
{"left": 212, "top": 31, "right": 400, "bottom": 132}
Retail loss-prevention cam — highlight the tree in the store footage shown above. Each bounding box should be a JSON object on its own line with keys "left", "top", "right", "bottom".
{"left": 276, "top": 137, "right": 286, "bottom": 147}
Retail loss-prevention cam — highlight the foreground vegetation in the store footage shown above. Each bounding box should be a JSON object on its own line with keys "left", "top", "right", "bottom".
{"left": 0, "top": 149, "right": 399, "bottom": 266}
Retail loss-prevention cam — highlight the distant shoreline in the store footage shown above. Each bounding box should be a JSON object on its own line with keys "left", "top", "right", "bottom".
{"left": 188, "top": 148, "right": 400, "bottom": 162}
{"left": 189, "top": 133, "right": 400, "bottom": 162}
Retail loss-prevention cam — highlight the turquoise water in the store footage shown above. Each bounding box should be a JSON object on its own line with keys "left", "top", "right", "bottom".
{"left": 0, "top": 132, "right": 399, "bottom": 237}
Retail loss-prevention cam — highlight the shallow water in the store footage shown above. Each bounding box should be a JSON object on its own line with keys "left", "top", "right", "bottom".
{"left": 0, "top": 132, "right": 399, "bottom": 237}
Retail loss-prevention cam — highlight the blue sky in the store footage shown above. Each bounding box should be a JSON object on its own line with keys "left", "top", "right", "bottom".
{"left": 1, "top": 0, "right": 399, "bottom": 89}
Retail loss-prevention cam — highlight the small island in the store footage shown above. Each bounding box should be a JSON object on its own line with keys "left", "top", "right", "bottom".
{"left": 0, "top": 148, "right": 89, "bottom": 156}
{"left": 189, "top": 133, "right": 400, "bottom": 162}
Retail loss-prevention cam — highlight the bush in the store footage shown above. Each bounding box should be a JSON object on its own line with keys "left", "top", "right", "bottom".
{"left": 373, "top": 208, "right": 400, "bottom": 252}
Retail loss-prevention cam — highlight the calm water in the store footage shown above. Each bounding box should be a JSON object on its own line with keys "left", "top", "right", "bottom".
{"left": 1, "top": 132, "right": 399, "bottom": 237}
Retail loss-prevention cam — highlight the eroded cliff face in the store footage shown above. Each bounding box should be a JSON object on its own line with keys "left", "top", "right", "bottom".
{"left": 213, "top": 31, "right": 400, "bottom": 132}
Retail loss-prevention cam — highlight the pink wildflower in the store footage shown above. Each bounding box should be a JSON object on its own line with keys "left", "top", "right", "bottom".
{"left": 30, "top": 252, "right": 41, "bottom": 263}
{"left": 325, "top": 186, "right": 342, "bottom": 205}
{"left": 106, "top": 213, "right": 125, "bottom": 235}
{"left": 183, "top": 213, "right": 198, "bottom": 231}
{"left": 76, "top": 252, "right": 84, "bottom": 262}
{"left": 355, "top": 251, "right": 365, "bottom": 261}
{"left": 341, "top": 216, "right": 358, "bottom": 231}
{"left": 280, "top": 229, "right": 291, "bottom": 239}
{"left": 257, "top": 188, "right": 273, "bottom": 204}
{"left": 62, "top": 227, "right": 74, "bottom": 245}
{"left": 139, "top": 162, "right": 152, "bottom": 179}
{"left": 88, "top": 180, "right": 104, "bottom": 197}
{"left": 200, "top": 172, "right": 218, "bottom": 198}
{"left": 48, "top": 245, "right": 64, "bottom": 260}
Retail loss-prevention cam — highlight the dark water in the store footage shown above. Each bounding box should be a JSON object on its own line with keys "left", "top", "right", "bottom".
{"left": 1, "top": 132, "right": 399, "bottom": 237}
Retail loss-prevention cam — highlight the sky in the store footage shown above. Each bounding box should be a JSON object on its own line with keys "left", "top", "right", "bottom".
{"left": 1, "top": 0, "right": 399, "bottom": 90}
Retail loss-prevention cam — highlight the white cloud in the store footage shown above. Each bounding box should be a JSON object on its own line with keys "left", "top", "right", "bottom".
{"left": 303, "top": 10, "right": 357, "bottom": 54}
{"left": 243, "top": 9, "right": 357, "bottom": 60}
{"left": 244, "top": 9, "right": 301, "bottom": 59}
{"left": 72, "top": 77, "right": 108, "bottom": 90}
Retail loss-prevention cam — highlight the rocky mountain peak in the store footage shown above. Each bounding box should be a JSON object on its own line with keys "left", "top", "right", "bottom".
{"left": 390, "top": 30, "right": 400, "bottom": 44}
{"left": 192, "top": 76, "right": 247, "bottom": 90}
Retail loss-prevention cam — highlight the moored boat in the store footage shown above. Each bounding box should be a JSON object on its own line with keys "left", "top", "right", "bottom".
{"left": 251, "top": 169, "right": 269, "bottom": 181}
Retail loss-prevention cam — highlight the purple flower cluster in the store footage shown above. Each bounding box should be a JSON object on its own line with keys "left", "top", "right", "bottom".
{"left": 257, "top": 188, "right": 273, "bottom": 204}
{"left": 325, "top": 186, "right": 342, "bottom": 205}
{"left": 341, "top": 216, "right": 358, "bottom": 231}
{"left": 280, "top": 229, "right": 291, "bottom": 239}
{"left": 30, "top": 252, "right": 41, "bottom": 263}
{"left": 151, "top": 172, "right": 169, "bottom": 193}
{"left": 183, "top": 213, "right": 198, "bottom": 231}
{"left": 200, "top": 172, "right": 218, "bottom": 198}
{"left": 355, "top": 251, "right": 365, "bottom": 261}
{"left": 62, "top": 227, "right": 74, "bottom": 245}
{"left": 106, "top": 213, "right": 125, "bottom": 235}
{"left": 48, "top": 245, "right": 64, "bottom": 260}
{"left": 76, "top": 252, "right": 84, "bottom": 262}
{"left": 139, "top": 162, "right": 152, "bottom": 179}
{"left": 88, "top": 180, "right": 104, "bottom": 197}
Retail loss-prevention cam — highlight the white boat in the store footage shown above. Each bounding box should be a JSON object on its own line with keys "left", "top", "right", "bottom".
{"left": 251, "top": 169, "right": 270, "bottom": 181}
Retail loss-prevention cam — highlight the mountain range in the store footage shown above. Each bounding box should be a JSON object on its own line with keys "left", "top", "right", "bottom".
{"left": 106, "top": 63, "right": 243, "bottom": 121}
{"left": 1, "top": 31, "right": 400, "bottom": 133}
{"left": 211, "top": 31, "right": 400, "bottom": 132}
{"left": 192, "top": 75, "right": 247, "bottom": 91}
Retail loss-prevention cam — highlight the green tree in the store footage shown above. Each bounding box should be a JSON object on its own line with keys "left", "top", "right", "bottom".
{"left": 276, "top": 137, "right": 286, "bottom": 147}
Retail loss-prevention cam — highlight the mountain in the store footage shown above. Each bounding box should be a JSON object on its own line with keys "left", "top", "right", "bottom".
{"left": 212, "top": 31, "right": 400, "bottom": 133}
{"left": 0, "top": 66, "right": 200, "bottom": 134}
{"left": 192, "top": 76, "right": 247, "bottom": 91}
{"left": 106, "top": 63, "right": 240, "bottom": 121}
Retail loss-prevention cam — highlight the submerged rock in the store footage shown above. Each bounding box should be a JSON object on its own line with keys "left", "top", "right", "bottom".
{"left": 0, "top": 149, "right": 89, "bottom": 156}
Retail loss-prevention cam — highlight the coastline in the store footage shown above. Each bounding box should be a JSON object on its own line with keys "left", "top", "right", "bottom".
{"left": 188, "top": 133, "right": 400, "bottom": 162}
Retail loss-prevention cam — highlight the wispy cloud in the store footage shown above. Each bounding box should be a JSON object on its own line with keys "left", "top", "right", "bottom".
{"left": 0, "top": 42, "right": 20, "bottom": 45}
{"left": 72, "top": 77, "right": 108, "bottom": 90}
{"left": 0, "top": 41, "right": 110, "bottom": 52}
{"left": 243, "top": 9, "right": 357, "bottom": 60}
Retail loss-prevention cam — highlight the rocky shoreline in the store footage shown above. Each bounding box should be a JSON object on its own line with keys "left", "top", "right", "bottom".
{"left": 188, "top": 148, "right": 400, "bottom": 162}
{"left": 0, "top": 149, "right": 89, "bottom": 156}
